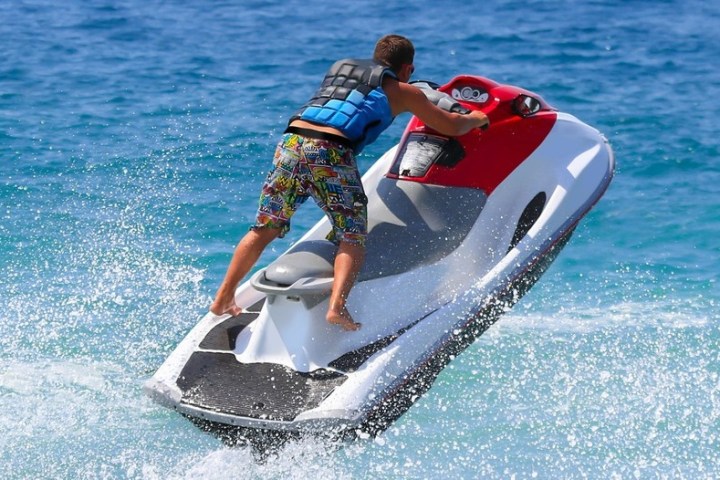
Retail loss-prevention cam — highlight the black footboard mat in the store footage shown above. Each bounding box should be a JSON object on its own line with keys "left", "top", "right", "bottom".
{"left": 177, "top": 351, "right": 347, "bottom": 421}
{"left": 328, "top": 310, "right": 435, "bottom": 372}
{"left": 199, "top": 312, "right": 259, "bottom": 350}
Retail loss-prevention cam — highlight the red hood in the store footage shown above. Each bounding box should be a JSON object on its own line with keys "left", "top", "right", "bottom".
{"left": 387, "top": 75, "right": 557, "bottom": 195}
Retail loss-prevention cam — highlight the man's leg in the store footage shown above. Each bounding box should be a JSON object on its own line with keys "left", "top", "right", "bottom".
{"left": 326, "top": 240, "right": 365, "bottom": 331}
{"left": 210, "top": 227, "right": 281, "bottom": 316}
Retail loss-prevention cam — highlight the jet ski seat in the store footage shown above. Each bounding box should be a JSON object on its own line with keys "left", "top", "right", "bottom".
{"left": 253, "top": 178, "right": 486, "bottom": 296}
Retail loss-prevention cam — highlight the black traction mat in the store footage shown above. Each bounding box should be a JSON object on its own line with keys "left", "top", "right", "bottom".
{"left": 177, "top": 351, "right": 347, "bottom": 421}
{"left": 199, "top": 312, "right": 258, "bottom": 350}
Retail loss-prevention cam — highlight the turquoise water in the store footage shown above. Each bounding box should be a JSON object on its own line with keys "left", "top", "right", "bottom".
{"left": 1, "top": 0, "right": 719, "bottom": 478}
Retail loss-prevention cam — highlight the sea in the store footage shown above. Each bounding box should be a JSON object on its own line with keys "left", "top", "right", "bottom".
{"left": 1, "top": 0, "right": 718, "bottom": 478}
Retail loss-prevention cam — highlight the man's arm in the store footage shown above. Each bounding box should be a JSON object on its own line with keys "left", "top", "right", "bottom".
{"left": 386, "top": 79, "right": 489, "bottom": 136}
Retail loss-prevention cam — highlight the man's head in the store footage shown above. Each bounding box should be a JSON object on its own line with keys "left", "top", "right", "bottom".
{"left": 373, "top": 34, "right": 415, "bottom": 82}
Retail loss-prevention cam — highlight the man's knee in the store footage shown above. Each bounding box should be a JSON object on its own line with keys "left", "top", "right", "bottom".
{"left": 337, "top": 239, "right": 366, "bottom": 264}
{"left": 250, "top": 226, "right": 283, "bottom": 243}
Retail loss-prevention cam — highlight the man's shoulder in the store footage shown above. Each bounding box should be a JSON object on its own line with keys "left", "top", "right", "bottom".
{"left": 383, "top": 79, "right": 425, "bottom": 116}
{"left": 383, "top": 78, "right": 420, "bottom": 98}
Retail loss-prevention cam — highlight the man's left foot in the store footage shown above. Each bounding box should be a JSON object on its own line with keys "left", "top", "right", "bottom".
{"left": 210, "top": 296, "right": 242, "bottom": 316}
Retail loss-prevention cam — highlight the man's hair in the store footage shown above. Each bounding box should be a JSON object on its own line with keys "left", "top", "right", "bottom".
{"left": 373, "top": 34, "right": 414, "bottom": 73}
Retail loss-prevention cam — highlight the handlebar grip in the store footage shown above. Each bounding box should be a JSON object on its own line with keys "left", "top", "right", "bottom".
{"left": 450, "top": 104, "right": 489, "bottom": 130}
{"left": 450, "top": 105, "right": 471, "bottom": 115}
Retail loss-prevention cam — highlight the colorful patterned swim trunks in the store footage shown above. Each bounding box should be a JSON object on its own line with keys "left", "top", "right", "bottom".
{"left": 253, "top": 132, "right": 368, "bottom": 246}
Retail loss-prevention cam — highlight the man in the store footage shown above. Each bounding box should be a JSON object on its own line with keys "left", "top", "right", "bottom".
{"left": 210, "top": 34, "right": 489, "bottom": 331}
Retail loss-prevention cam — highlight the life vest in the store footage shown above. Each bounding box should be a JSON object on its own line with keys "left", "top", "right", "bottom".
{"left": 290, "top": 58, "right": 397, "bottom": 153}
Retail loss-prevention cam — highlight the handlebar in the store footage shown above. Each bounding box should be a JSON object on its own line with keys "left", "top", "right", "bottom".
{"left": 415, "top": 81, "right": 489, "bottom": 130}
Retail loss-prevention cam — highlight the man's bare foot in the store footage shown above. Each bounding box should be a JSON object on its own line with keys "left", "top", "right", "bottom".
{"left": 327, "top": 307, "right": 361, "bottom": 331}
{"left": 210, "top": 297, "right": 242, "bottom": 317}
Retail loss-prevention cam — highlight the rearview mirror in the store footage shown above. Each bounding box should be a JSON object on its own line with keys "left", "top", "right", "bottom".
{"left": 512, "top": 95, "right": 542, "bottom": 117}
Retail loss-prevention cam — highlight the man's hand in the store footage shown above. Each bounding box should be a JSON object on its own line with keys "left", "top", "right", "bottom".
{"left": 467, "top": 110, "right": 490, "bottom": 130}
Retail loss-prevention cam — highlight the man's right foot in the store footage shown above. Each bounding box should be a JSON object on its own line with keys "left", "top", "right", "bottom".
{"left": 327, "top": 307, "right": 361, "bottom": 331}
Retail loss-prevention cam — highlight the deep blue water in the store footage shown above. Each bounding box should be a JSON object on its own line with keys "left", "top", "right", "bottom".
{"left": 1, "top": 0, "right": 719, "bottom": 478}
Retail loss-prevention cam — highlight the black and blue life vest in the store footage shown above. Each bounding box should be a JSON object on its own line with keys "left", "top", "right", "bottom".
{"left": 290, "top": 59, "right": 397, "bottom": 153}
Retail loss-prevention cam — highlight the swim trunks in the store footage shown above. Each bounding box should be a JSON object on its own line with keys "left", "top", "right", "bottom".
{"left": 253, "top": 132, "right": 368, "bottom": 246}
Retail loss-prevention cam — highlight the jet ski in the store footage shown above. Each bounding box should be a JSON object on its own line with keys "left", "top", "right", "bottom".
{"left": 144, "top": 75, "right": 615, "bottom": 443}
